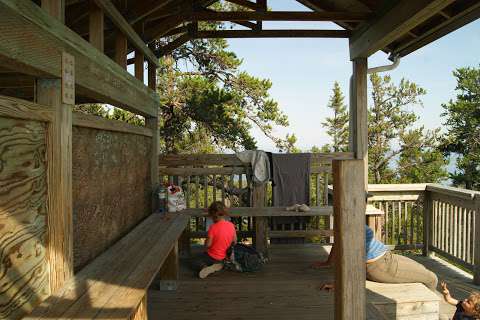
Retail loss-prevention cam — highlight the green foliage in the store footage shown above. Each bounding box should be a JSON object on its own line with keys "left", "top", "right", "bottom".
{"left": 154, "top": 3, "right": 293, "bottom": 154}
{"left": 440, "top": 66, "right": 480, "bottom": 190}
{"left": 396, "top": 127, "right": 448, "bottom": 183}
{"left": 368, "top": 73, "right": 447, "bottom": 184}
{"left": 74, "top": 104, "right": 144, "bottom": 126}
{"left": 322, "top": 81, "right": 349, "bottom": 152}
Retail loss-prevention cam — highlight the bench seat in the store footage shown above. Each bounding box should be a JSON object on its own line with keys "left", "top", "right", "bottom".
{"left": 26, "top": 213, "right": 189, "bottom": 320}
{"left": 366, "top": 281, "right": 440, "bottom": 320}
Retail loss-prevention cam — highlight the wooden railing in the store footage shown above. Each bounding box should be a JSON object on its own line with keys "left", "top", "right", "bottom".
{"left": 368, "top": 184, "right": 426, "bottom": 249}
{"left": 424, "top": 184, "right": 480, "bottom": 281}
{"left": 158, "top": 154, "right": 480, "bottom": 284}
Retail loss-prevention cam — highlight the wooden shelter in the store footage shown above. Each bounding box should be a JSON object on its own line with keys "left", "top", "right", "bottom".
{"left": 0, "top": 0, "right": 479, "bottom": 319}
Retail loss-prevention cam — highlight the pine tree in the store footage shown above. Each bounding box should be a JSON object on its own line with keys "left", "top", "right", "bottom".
{"left": 368, "top": 73, "right": 446, "bottom": 184}
{"left": 321, "top": 82, "right": 349, "bottom": 152}
{"left": 441, "top": 66, "right": 480, "bottom": 190}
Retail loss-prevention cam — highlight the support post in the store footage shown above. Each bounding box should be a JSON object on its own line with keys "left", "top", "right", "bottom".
{"left": 349, "top": 58, "right": 368, "bottom": 161}
{"left": 422, "top": 190, "right": 433, "bottom": 257}
{"left": 252, "top": 184, "right": 268, "bottom": 257}
{"left": 135, "top": 22, "right": 145, "bottom": 81}
{"left": 148, "top": 61, "right": 157, "bottom": 90}
{"left": 333, "top": 160, "right": 366, "bottom": 320}
{"left": 159, "top": 242, "right": 179, "bottom": 291}
{"left": 115, "top": 31, "right": 128, "bottom": 68}
{"left": 474, "top": 194, "right": 480, "bottom": 285}
{"left": 38, "top": 0, "right": 74, "bottom": 294}
{"left": 89, "top": 0, "right": 104, "bottom": 52}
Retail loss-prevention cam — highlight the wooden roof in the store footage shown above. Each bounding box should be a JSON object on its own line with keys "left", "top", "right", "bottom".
{"left": 63, "top": 0, "right": 480, "bottom": 60}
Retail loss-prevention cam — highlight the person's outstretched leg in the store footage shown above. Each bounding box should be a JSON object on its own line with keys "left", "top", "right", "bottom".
{"left": 366, "top": 251, "right": 438, "bottom": 291}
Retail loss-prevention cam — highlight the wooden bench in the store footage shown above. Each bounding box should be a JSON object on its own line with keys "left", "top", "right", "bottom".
{"left": 25, "top": 213, "right": 189, "bottom": 320}
{"left": 366, "top": 281, "right": 440, "bottom": 320}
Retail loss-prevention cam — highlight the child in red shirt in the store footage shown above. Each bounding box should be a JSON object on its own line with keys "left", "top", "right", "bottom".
{"left": 194, "top": 201, "right": 237, "bottom": 279}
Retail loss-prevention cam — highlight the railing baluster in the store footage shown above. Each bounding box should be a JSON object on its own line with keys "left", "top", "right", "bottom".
{"left": 195, "top": 176, "right": 200, "bottom": 209}
{"left": 186, "top": 175, "right": 191, "bottom": 209}
{"left": 213, "top": 175, "right": 217, "bottom": 201}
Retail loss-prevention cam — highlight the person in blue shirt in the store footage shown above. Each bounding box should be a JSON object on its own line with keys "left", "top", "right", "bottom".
{"left": 314, "top": 225, "right": 438, "bottom": 291}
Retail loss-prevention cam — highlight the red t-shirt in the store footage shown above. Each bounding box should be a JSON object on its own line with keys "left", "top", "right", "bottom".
{"left": 207, "top": 220, "right": 236, "bottom": 261}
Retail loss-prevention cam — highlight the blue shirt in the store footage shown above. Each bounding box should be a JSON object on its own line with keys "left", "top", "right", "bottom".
{"left": 366, "top": 225, "right": 387, "bottom": 260}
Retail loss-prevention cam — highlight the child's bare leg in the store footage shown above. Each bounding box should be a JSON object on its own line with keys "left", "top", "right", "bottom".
{"left": 311, "top": 244, "right": 335, "bottom": 268}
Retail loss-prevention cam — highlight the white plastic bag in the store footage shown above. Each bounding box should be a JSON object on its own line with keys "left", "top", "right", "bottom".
{"left": 167, "top": 185, "right": 186, "bottom": 212}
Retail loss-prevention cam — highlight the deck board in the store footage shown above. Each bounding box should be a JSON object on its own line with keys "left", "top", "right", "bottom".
{"left": 148, "top": 245, "right": 480, "bottom": 320}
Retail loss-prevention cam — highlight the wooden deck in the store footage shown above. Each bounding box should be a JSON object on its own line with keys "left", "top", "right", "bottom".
{"left": 148, "top": 245, "right": 480, "bottom": 320}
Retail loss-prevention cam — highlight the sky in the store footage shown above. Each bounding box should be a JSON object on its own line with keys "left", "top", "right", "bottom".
{"left": 222, "top": 1, "right": 480, "bottom": 152}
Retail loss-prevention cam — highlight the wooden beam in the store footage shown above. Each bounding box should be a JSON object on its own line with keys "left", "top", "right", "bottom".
{"left": 92, "top": 0, "right": 160, "bottom": 67}
{"left": 0, "top": 0, "right": 158, "bottom": 117}
{"left": 255, "top": 0, "right": 266, "bottom": 31}
{"left": 88, "top": 0, "right": 104, "bottom": 52}
{"left": 156, "top": 34, "right": 191, "bottom": 57}
{"left": 349, "top": 58, "right": 368, "bottom": 160}
{"left": 128, "top": 0, "right": 177, "bottom": 25}
{"left": 225, "top": 0, "right": 257, "bottom": 10}
{"left": 349, "top": 0, "right": 456, "bottom": 59}
{"left": 333, "top": 159, "right": 366, "bottom": 320}
{"left": 194, "top": 29, "right": 350, "bottom": 38}
{"left": 72, "top": 112, "right": 153, "bottom": 137}
{"left": 144, "top": 14, "right": 185, "bottom": 42}
{"left": 391, "top": 2, "right": 480, "bottom": 58}
{"left": 190, "top": 11, "right": 369, "bottom": 22}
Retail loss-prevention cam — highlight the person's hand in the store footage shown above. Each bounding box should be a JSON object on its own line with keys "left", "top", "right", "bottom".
{"left": 310, "top": 260, "right": 330, "bottom": 269}
{"left": 441, "top": 281, "right": 450, "bottom": 297}
{"left": 319, "top": 283, "right": 334, "bottom": 291}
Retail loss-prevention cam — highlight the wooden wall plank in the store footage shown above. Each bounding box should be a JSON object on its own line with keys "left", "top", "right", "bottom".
{"left": 0, "top": 0, "right": 158, "bottom": 117}
{"left": 0, "top": 117, "right": 50, "bottom": 319}
{"left": 333, "top": 160, "right": 366, "bottom": 320}
{"left": 0, "top": 94, "right": 54, "bottom": 122}
{"left": 72, "top": 112, "right": 153, "bottom": 137}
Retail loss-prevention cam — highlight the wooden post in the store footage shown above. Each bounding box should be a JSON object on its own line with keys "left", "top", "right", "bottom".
{"left": 89, "top": 0, "right": 104, "bottom": 52}
{"left": 474, "top": 194, "right": 480, "bottom": 285}
{"left": 135, "top": 23, "right": 145, "bottom": 81}
{"left": 148, "top": 61, "right": 157, "bottom": 90}
{"left": 333, "top": 160, "right": 366, "bottom": 320}
{"left": 159, "top": 242, "right": 179, "bottom": 291}
{"left": 252, "top": 183, "right": 268, "bottom": 257}
{"left": 349, "top": 58, "right": 368, "bottom": 161}
{"left": 41, "top": 0, "right": 65, "bottom": 23}
{"left": 115, "top": 31, "right": 128, "bottom": 68}
{"left": 422, "top": 190, "right": 433, "bottom": 257}
{"left": 38, "top": 0, "right": 74, "bottom": 294}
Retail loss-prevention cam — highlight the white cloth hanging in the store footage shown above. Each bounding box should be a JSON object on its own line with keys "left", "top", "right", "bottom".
{"left": 235, "top": 150, "right": 270, "bottom": 185}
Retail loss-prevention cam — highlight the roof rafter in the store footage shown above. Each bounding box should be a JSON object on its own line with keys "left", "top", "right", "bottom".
{"left": 189, "top": 10, "right": 369, "bottom": 22}
{"left": 93, "top": 0, "right": 160, "bottom": 66}
{"left": 349, "top": 0, "right": 456, "bottom": 59}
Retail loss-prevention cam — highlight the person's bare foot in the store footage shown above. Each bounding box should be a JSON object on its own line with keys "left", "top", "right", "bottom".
{"left": 310, "top": 260, "right": 331, "bottom": 269}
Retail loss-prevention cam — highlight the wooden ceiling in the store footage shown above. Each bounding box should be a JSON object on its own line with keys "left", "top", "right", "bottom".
{"left": 62, "top": 0, "right": 480, "bottom": 60}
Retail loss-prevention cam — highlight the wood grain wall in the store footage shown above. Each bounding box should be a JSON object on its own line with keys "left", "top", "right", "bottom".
{"left": 72, "top": 126, "right": 151, "bottom": 270}
{"left": 0, "top": 117, "right": 50, "bottom": 319}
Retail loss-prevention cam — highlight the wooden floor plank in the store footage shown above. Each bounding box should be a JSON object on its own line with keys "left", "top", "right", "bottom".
{"left": 148, "top": 245, "right": 480, "bottom": 320}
